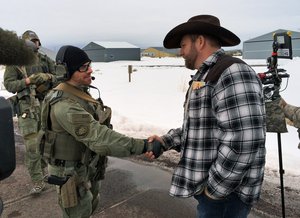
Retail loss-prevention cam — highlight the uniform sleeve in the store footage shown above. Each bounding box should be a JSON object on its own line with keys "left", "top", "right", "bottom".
{"left": 4, "top": 66, "right": 27, "bottom": 93}
{"left": 283, "top": 104, "right": 300, "bottom": 128}
{"left": 52, "top": 99, "right": 145, "bottom": 157}
{"left": 207, "top": 63, "right": 266, "bottom": 198}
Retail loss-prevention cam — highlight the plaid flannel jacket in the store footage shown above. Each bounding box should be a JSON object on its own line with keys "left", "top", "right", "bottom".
{"left": 162, "top": 49, "right": 266, "bottom": 205}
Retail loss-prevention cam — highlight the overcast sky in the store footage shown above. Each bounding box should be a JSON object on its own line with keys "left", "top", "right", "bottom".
{"left": 1, "top": 0, "right": 299, "bottom": 51}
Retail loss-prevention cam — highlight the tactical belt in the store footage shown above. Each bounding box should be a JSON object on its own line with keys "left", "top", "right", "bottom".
{"left": 49, "top": 159, "right": 82, "bottom": 168}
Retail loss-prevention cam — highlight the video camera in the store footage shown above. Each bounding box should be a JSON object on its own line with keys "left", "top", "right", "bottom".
{"left": 257, "top": 32, "right": 293, "bottom": 217}
{"left": 257, "top": 31, "right": 293, "bottom": 100}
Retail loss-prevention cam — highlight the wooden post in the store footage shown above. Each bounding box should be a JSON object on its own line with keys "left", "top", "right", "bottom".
{"left": 128, "top": 65, "right": 132, "bottom": 82}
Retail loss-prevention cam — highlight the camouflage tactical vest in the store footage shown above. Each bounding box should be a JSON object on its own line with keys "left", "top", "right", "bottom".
{"left": 17, "top": 53, "right": 54, "bottom": 100}
{"left": 39, "top": 83, "right": 112, "bottom": 173}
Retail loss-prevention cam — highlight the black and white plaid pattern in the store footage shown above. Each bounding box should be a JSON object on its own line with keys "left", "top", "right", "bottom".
{"left": 162, "top": 49, "right": 266, "bottom": 205}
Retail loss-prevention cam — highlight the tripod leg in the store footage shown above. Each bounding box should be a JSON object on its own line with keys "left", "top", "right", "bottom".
{"left": 277, "top": 133, "right": 285, "bottom": 218}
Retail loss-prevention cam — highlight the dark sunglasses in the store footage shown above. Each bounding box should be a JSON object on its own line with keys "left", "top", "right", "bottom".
{"left": 78, "top": 62, "right": 92, "bottom": 72}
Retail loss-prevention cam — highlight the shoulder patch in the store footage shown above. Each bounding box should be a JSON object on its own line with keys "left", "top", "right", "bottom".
{"left": 75, "top": 125, "right": 89, "bottom": 137}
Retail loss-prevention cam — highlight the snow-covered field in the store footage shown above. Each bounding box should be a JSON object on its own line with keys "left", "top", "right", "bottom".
{"left": 1, "top": 56, "right": 300, "bottom": 189}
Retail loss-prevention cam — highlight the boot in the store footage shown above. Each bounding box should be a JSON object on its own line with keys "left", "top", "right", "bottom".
{"left": 29, "top": 180, "right": 45, "bottom": 195}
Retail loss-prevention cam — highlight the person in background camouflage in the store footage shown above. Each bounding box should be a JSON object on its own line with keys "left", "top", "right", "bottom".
{"left": 279, "top": 97, "right": 300, "bottom": 149}
{"left": 4, "top": 30, "right": 57, "bottom": 195}
{"left": 41, "top": 45, "right": 161, "bottom": 218}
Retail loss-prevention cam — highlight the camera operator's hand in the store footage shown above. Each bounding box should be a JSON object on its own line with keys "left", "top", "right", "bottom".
{"left": 143, "top": 135, "right": 166, "bottom": 159}
{"left": 29, "top": 73, "right": 53, "bottom": 85}
{"left": 297, "top": 129, "right": 300, "bottom": 150}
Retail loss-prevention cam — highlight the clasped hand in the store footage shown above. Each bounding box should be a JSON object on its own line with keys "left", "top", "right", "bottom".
{"left": 143, "top": 135, "right": 166, "bottom": 159}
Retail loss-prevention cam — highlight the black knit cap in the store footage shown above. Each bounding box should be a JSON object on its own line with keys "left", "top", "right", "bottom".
{"left": 56, "top": 45, "right": 91, "bottom": 78}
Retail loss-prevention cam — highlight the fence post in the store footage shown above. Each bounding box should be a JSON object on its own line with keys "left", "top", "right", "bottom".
{"left": 128, "top": 65, "right": 132, "bottom": 82}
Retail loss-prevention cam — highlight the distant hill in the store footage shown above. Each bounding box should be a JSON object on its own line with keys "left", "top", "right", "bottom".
{"left": 39, "top": 46, "right": 56, "bottom": 61}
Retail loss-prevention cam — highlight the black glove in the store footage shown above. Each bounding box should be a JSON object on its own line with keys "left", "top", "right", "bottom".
{"left": 143, "top": 139, "right": 166, "bottom": 158}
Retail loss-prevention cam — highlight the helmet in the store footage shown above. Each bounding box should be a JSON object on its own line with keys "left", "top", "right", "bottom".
{"left": 22, "top": 30, "right": 41, "bottom": 46}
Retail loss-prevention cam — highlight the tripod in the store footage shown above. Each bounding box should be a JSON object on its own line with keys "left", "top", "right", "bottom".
{"left": 277, "top": 133, "right": 286, "bottom": 218}
{"left": 258, "top": 31, "right": 293, "bottom": 218}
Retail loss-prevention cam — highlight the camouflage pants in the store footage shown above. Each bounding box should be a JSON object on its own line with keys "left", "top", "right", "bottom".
{"left": 60, "top": 189, "right": 93, "bottom": 218}
{"left": 49, "top": 164, "right": 101, "bottom": 218}
{"left": 18, "top": 116, "right": 45, "bottom": 182}
{"left": 23, "top": 133, "right": 45, "bottom": 182}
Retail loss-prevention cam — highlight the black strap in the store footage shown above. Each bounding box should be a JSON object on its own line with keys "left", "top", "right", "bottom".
{"left": 205, "top": 55, "right": 246, "bottom": 83}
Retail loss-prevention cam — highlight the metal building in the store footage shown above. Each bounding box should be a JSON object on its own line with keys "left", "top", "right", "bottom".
{"left": 141, "top": 47, "right": 179, "bottom": 58}
{"left": 243, "top": 29, "right": 300, "bottom": 59}
{"left": 82, "top": 41, "right": 140, "bottom": 62}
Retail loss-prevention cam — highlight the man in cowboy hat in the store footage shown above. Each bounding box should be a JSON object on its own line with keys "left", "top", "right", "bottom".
{"left": 147, "top": 15, "right": 266, "bottom": 217}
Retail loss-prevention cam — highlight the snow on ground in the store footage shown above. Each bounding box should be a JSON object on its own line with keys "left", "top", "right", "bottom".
{"left": 1, "top": 56, "right": 300, "bottom": 189}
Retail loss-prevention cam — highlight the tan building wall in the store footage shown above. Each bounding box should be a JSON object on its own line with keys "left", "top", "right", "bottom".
{"left": 141, "top": 47, "right": 177, "bottom": 58}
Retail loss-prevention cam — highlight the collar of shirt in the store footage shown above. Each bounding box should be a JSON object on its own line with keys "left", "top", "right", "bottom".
{"left": 192, "top": 49, "right": 225, "bottom": 81}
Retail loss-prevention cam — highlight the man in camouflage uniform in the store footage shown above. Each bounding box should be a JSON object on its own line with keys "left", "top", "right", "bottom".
{"left": 279, "top": 98, "right": 300, "bottom": 149}
{"left": 4, "top": 30, "right": 57, "bottom": 194}
{"left": 40, "top": 45, "right": 162, "bottom": 218}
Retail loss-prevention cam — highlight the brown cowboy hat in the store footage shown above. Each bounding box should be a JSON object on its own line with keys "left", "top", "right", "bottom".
{"left": 163, "top": 15, "right": 240, "bottom": 48}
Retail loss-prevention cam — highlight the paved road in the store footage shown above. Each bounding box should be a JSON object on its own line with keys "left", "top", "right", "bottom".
{"left": 1, "top": 157, "right": 262, "bottom": 217}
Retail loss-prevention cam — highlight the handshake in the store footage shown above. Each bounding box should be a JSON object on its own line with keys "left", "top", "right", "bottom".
{"left": 29, "top": 73, "right": 55, "bottom": 85}
{"left": 143, "top": 136, "right": 167, "bottom": 159}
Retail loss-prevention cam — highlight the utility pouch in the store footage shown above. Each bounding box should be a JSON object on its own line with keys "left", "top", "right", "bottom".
{"left": 18, "top": 98, "right": 40, "bottom": 120}
{"left": 37, "top": 129, "right": 46, "bottom": 156}
{"left": 18, "top": 116, "right": 38, "bottom": 136}
{"left": 60, "top": 175, "right": 78, "bottom": 208}
{"left": 98, "top": 106, "right": 113, "bottom": 129}
{"left": 42, "top": 130, "right": 56, "bottom": 159}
